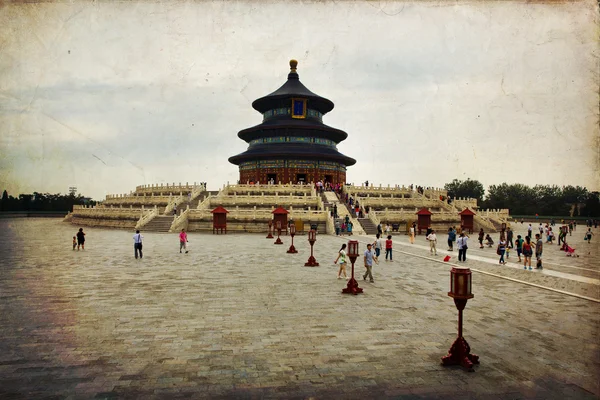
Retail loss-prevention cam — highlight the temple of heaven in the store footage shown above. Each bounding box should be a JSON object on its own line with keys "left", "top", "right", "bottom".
{"left": 228, "top": 60, "right": 356, "bottom": 185}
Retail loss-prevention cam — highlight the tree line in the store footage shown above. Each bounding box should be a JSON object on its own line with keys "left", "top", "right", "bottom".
{"left": 0, "top": 190, "right": 98, "bottom": 212}
{"left": 444, "top": 179, "right": 600, "bottom": 217}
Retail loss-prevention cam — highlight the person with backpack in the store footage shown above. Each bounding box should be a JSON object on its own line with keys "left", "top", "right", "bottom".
{"left": 522, "top": 236, "right": 534, "bottom": 270}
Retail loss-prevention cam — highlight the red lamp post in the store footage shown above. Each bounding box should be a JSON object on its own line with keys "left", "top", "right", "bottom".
{"left": 342, "top": 240, "right": 363, "bottom": 295}
{"left": 441, "top": 267, "right": 479, "bottom": 371}
{"left": 274, "top": 220, "right": 283, "bottom": 245}
{"left": 266, "top": 220, "right": 274, "bottom": 239}
{"left": 287, "top": 223, "right": 298, "bottom": 253}
{"left": 304, "top": 229, "right": 319, "bottom": 266}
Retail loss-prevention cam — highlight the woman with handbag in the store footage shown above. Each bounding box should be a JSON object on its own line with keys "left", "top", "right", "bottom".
{"left": 497, "top": 238, "right": 507, "bottom": 265}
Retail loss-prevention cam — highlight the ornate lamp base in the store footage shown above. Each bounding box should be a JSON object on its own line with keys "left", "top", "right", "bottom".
{"left": 287, "top": 245, "right": 298, "bottom": 253}
{"left": 304, "top": 256, "right": 319, "bottom": 266}
{"left": 266, "top": 233, "right": 274, "bottom": 239}
{"left": 274, "top": 237, "right": 283, "bottom": 244}
{"left": 441, "top": 336, "right": 479, "bottom": 372}
{"left": 342, "top": 277, "right": 363, "bottom": 295}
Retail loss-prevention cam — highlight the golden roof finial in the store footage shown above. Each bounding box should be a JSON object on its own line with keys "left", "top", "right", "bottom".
{"left": 290, "top": 59, "right": 298, "bottom": 73}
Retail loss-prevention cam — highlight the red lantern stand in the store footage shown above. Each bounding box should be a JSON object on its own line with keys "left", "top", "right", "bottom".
{"left": 442, "top": 267, "right": 479, "bottom": 371}
{"left": 272, "top": 206, "right": 289, "bottom": 235}
{"left": 342, "top": 240, "right": 363, "bottom": 295}
{"left": 287, "top": 224, "right": 298, "bottom": 253}
{"left": 274, "top": 220, "right": 284, "bottom": 245}
{"left": 211, "top": 206, "right": 229, "bottom": 234}
{"left": 416, "top": 208, "right": 432, "bottom": 235}
{"left": 304, "top": 229, "right": 319, "bottom": 266}
{"left": 459, "top": 208, "right": 476, "bottom": 234}
{"left": 266, "top": 220, "right": 274, "bottom": 239}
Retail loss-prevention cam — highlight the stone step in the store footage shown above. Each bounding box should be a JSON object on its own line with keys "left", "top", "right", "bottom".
{"left": 143, "top": 215, "right": 175, "bottom": 232}
{"left": 357, "top": 218, "right": 378, "bottom": 235}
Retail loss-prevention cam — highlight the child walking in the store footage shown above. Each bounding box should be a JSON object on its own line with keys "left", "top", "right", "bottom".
{"left": 334, "top": 244, "right": 349, "bottom": 279}
{"left": 385, "top": 235, "right": 393, "bottom": 261}
{"left": 72, "top": 236, "right": 77, "bottom": 250}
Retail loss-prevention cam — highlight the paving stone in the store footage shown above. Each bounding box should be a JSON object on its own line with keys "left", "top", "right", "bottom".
{"left": 0, "top": 219, "right": 598, "bottom": 399}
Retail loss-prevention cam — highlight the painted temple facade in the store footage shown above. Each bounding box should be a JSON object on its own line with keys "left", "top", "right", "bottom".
{"left": 228, "top": 60, "right": 356, "bottom": 185}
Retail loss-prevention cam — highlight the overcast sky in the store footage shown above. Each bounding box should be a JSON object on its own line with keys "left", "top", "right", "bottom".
{"left": 1, "top": 1, "right": 598, "bottom": 200}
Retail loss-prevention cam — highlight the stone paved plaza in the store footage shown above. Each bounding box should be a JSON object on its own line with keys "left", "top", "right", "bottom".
{"left": 0, "top": 219, "right": 599, "bottom": 399}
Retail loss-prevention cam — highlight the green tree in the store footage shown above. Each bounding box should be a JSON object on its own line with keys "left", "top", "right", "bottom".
{"left": 444, "top": 179, "right": 485, "bottom": 202}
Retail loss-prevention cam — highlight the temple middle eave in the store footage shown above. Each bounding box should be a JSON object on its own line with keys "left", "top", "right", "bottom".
{"left": 237, "top": 119, "right": 349, "bottom": 143}
{"left": 228, "top": 143, "right": 356, "bottom": 166}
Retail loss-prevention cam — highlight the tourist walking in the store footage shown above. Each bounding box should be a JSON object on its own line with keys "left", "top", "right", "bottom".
{"left": 347, "top": 221, "right": 353, "bottom": 236}
{"left": 76, "top": 228, "right": 86, "bottom": 250}
{"left": 133, "top": 230, "right": 143, "bottom": 259}
{"left": 426, "top": 229, "right": 438, "bottom": 256}
{"left": 457, "top": 232, "right": 468, "bottom": 262}
{"left": 527, "top": 224, "right": 533, "bottom": 237}
{"left": 522, "top": 236, "right": 534, "bottom": 270}
{"left": 335, "top": 220, "right": 340, "bottom": 236}
{"left": 179, "top": 228, "right": 189, "bottom": 253}
{"left": 334, "top": 244, "right": 348, "bottom": 279}
{"left": 506, "top": 227, "right": 514, "bottom": 248}
{"left": 363, "top": 243, "right": 376, "bottom": 283}
{"left": 385, "top": 235, "right": 393, "bottom": 261}
{"left": 478, "top": 228, "right": 484, "bottom": 249}
{"left": 72, "top": 236, "right": 77, "bottom": 250}
{"left": 497, "top": 238, "right": 507, "bottom": 265}
{"left": 585, "top": 228, "right": 594, "bottom": 243}
{"left": 373, "top": 234, "right": 383, "bottom": 258}
{"left": 535, "top": 233, "right": 543, "bottom": 268}
{"left": 515, "top": 235, "right": 524, "bottom": 263}
{"left": 447, "top": 227, "right": 456, "bottom": 251}
{"left": 409, "top": 224, "right": 415, "bottom": 244}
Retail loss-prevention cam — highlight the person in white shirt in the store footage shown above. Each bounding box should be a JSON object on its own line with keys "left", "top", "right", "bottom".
{"left": 373, "top": 234, "right": 383, "bottom": 258}
{"left": 457, "top": 232, "right": 468, "bottom": 261}
{"left": 426, "top": 230, "right": 438, "bottom": 255}
{"left": 334, "top": 243, "right": 349, "bottom": 279}
{"left": 133, "top": 230, "right": 143, "bottom": 259}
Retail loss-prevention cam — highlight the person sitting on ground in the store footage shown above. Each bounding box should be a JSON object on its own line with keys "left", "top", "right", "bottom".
{"left": 485, "top": 234, "right": 494, "bottom": 247}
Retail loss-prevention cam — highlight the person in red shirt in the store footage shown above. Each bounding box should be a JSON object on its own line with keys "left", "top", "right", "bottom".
{"left": 385, "top": 235, "right": 393, "bottom": 261}
{"left": 179, "top": 229, "right": 189, "bottom": 253}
